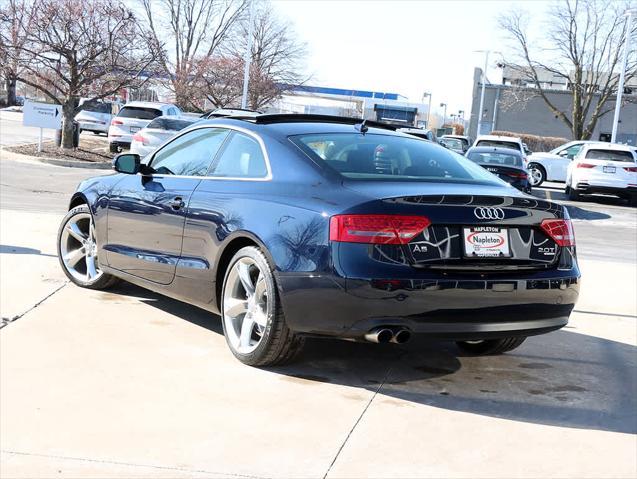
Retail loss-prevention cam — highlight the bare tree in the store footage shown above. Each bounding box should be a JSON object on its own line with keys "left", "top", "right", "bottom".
{"left": 140, "top": 0, "right": 247, "bottom": 110}
{"left": 0, "top": 0, "right": 37, "bottom": 106}
{"left": 499, "top": 0, "right": 637, "bottom": 140}
{"left": 11, "top": 0, "right": 159, "bottom": 148}
{"left": 229, "top": 0, "right": 308, "bottom": 110}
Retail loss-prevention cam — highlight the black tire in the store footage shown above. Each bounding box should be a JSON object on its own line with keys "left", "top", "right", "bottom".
{"left": 57, "top": 205, "right": 119, "bottom": 290}
{"left": 528, "top": 163, "right": 546, "bottom": 187}
{"left": 220, "top": 246, "right": 304, "bottom": 367}
{"left": 456, "top": 337, "right": 526, "bottom": 355}
{"left": 109, "top": 143, "right": 119, "bottom": 153}
{"left": 567, "top": 184, "right": 581, "bottom": 201}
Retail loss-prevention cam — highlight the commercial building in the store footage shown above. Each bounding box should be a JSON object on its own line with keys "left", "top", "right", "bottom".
{"left": 468, "top": 67, "right": 637, "bottom": 145}
{"left": 268, "top": 85, "right": 430, "bottom": 128}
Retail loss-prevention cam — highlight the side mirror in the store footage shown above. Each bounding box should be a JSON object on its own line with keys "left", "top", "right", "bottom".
{"left": 113, "top": 153, "right": 140, "bottom": 174}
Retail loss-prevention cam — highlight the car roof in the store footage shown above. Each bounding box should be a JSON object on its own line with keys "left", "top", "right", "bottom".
{"left": 122, "top": 101, "right": 175, "bottom": 109}
{"left": 476, "top": 135, "right": 522, "bottom": 142}
{"left": 581, "top": 142, "right": 635, "bottom": 152}
{"left": 196, "top": 114, "right": 406, "bottom": 139}
{"left": 442, "top": 134, "right": 470, "bottom": 140}
{"left": 467, "top": 146, "right": 523, "bottom": 156}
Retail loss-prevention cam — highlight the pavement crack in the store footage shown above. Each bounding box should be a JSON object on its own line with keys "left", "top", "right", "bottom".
{"left": 0, "top": 282, "right": 67, "bottom": 329}
{"left": 322, "top": 361, "right": 395, "bottom": 479}
{"left": 1, "top": 450, "right": 269, "bottom": 479}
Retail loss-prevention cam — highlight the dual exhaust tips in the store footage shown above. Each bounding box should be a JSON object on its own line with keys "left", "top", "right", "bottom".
{"left": 364, "top": 327, "right": 411, "bottom": 344}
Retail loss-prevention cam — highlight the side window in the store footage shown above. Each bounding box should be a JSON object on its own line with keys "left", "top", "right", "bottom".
{"left": 168, "top": 107, "right": 178, "bottom": 116}
{"left": 151, "top": 128, "right": 229, "bottom": 176}
{"left": 210, "top": 132, "right": 268, "bottom": 178}
{"left": 563, "top": 143, "right": 583, "bottom": 158}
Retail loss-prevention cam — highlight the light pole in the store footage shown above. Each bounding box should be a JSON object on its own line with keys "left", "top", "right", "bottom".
{"left": 611, "top": 8, "right": 636, "bottom": 143}
{"left": 458, "top": 110, "right": 465, "bottom": 128}
{"left": 474, "top": 50, "right": 501, "bottom": 135}
{"left": 440, "top": 102, "right": 447, "bottom": 127}
{"left": 422, "top": 92, "right": 432, "bottom": 128}
{"left": 240, "top": 0, "right": 256, "bottom": 110}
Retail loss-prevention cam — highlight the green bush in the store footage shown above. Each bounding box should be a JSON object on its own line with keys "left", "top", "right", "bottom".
{"left": 491, "top": 130, "right": 569, "bottom": 153}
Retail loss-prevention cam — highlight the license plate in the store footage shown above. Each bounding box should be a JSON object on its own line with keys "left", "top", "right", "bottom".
{"left": 603, "top": 166, "right": 616, "bottom": 173}
{"left": 130, "top": 126, "right": 140, "bottom": 133}
{"left": 463, "top": 227, "right": 510, "bottom": 258}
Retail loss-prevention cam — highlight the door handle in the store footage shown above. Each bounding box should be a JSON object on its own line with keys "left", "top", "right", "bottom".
{"left": 169, "top": 197, "right": 185, "bottom": 210}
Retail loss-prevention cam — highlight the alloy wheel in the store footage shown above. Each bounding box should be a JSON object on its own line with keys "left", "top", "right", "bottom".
{"left": 223, "top": 257, "right": 269, "bottom": 354}
{"left": 528, "top": 165, "right": 544, "bottom": 186}
{"left": 59, "top": 212, "right": 103, "bottom": 284}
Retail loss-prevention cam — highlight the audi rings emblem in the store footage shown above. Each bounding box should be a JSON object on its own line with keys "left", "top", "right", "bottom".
{"left": 473, "top": 207, "right": 505, "bottom": 220}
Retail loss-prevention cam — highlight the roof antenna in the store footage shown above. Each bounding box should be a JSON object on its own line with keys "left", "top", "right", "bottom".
{"left": 355, "top": 119, "right": 368, "bottom": 135}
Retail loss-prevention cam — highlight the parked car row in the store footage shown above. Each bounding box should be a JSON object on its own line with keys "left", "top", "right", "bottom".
{"left": 93, "top": 100, "right": 636, "bottom": 206}
{"left": 437, "top": 133, "right": 636, "bottom": 205}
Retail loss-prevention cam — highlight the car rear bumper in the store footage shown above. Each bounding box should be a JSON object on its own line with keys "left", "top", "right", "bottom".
{"left": 575, "top": 183, "right": 637, "bottom": 196}
{"left": 278, "top": 269, "right": 580, "bottom": 340}
{"left": 109, "top": 140, "right": 131, "bottom": 149}
{"left": 77, "top": 121, "right": 108, "bottom": 133}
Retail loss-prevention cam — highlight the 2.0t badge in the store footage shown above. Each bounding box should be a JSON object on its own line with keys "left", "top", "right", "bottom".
{"left": 473, "top": 207, "right": 505, "bottom": 220}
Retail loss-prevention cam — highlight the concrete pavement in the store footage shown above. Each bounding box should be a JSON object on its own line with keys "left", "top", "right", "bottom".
{"left": 0, "top": 157, "right": 636, "bottom": 478}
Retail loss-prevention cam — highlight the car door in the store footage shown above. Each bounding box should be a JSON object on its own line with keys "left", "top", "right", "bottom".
{"left": 178, "top": 130, "right": 271, "bottom": 306}
{"left": 551, "top": 142, "right": 583, "bottom": 181}
{"left": 105, "top": 127, "right": 230, "bottom": 284}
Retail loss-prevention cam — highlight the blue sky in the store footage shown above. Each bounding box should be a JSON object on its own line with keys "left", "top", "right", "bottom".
{"left": 272, "top": 0, "right": 553, "bottom": 116}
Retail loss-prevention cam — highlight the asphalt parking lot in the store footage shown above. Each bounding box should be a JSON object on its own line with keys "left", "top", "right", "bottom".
{"left": 1, "top": 151, "right": 636, "bottom": 477}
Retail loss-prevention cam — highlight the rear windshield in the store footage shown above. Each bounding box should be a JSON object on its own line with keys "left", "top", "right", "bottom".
{"left": 476, "top": 140, "right": 521, "bottom": 151}
{"left": 440, "top": 138, "right": 463, "bottom": 149}
{"left": 77, "top": 101, "right": 112, "bottom": 114}
{"left": 444, "top": 137, "right": 469, "bottom": 146}
{"left": 291, "top": 133, "right": 503, "bottom": 184}
{"left": 467, "top": 151, "right": 523, "bottom": 167}
{"left": 585, "top": 149, "right": 635, "bottom": 162}
{"left": 147, "top": 118, "right": 194, "bottom": 131}
{"left": 117, "top": 106, "right": 161, "bottom": 120}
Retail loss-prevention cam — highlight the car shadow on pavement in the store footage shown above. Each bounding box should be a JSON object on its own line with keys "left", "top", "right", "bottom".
{"left": 561, "top": 205, "right": 611, "bottom": 220}
{"left": 0, "top": 244, "right": 57, "bottom": 257}
{"left": 110, "top": 282, "right": 637, "bottom": 435}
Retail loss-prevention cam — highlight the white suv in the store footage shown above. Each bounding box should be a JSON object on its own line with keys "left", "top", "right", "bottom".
{"left": 526, "top": 140, "right": 604, "bottom": 186}
{"left": 565, "top": 143, "right": 637, "bottom": 205}
{"left": 108, "top": 101, "right": 181, "bottom": 153}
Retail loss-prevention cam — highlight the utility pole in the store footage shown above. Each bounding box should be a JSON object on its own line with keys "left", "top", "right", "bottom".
{"left": 475, "top": 50, "right": 490, "bottom": 135}
{"left": 241, "top": 0, "right": 256, "bottom": 110}
{"left": 422, "top": 92, "right": 432, "bottom": 128}
{"left": 611, "top": 8, "right": 636, "bottom": 143}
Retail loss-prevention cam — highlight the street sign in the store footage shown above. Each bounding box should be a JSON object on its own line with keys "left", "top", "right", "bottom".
{"left": 23, "top": 101, "right": 62, "bottom": 129}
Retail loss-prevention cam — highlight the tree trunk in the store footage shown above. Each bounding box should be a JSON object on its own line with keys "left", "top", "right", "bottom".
{"left": 5, "top": 75, "right": 17, "bottom": 106}
{"left": 61, "top": 101, "right": 76, "bottom": 149}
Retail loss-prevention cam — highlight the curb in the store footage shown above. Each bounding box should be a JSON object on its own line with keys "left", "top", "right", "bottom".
{"left": 37, "top": 156, "right": 112, "bottom": 170}
{"left": 0, "top": 148, "right": 112, "bottom": 170}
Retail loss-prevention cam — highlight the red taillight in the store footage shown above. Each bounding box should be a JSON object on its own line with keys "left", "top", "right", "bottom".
{"left": 329, "top": 215, "right": 431, "bottom": 245}
{"left": 576, "top": 162, "right": 596, "bottom": 168}
{"left": 507, "top": 171, "right": 528, "bottom": 179}
{"left": 132, "top": 133, "right": 147, "bottom": 145}
{"left": 540, "top": 219, "right": 575, "bottom": 247}
{"left": 111, "top": 119, "right": 123, "bottom": 125}
{"left": 623, "top": 166, "right": 637, "bottom": 172}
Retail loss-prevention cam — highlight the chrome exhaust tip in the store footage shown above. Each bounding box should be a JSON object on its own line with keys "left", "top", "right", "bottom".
{"left": 390, "top": 328, "right": 411, "bottom": 344}
{"left": 364, "top": 328, "right": 393, "bottom": 344}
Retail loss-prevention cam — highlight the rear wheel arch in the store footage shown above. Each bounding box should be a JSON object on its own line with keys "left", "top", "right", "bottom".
{"left": 214, "top": 233, "right": 277, "bottom": 311}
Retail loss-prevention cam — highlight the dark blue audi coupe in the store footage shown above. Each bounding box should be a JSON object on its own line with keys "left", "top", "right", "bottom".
{"left": 57, "top": 114, "right": 580, "bottom": 366}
